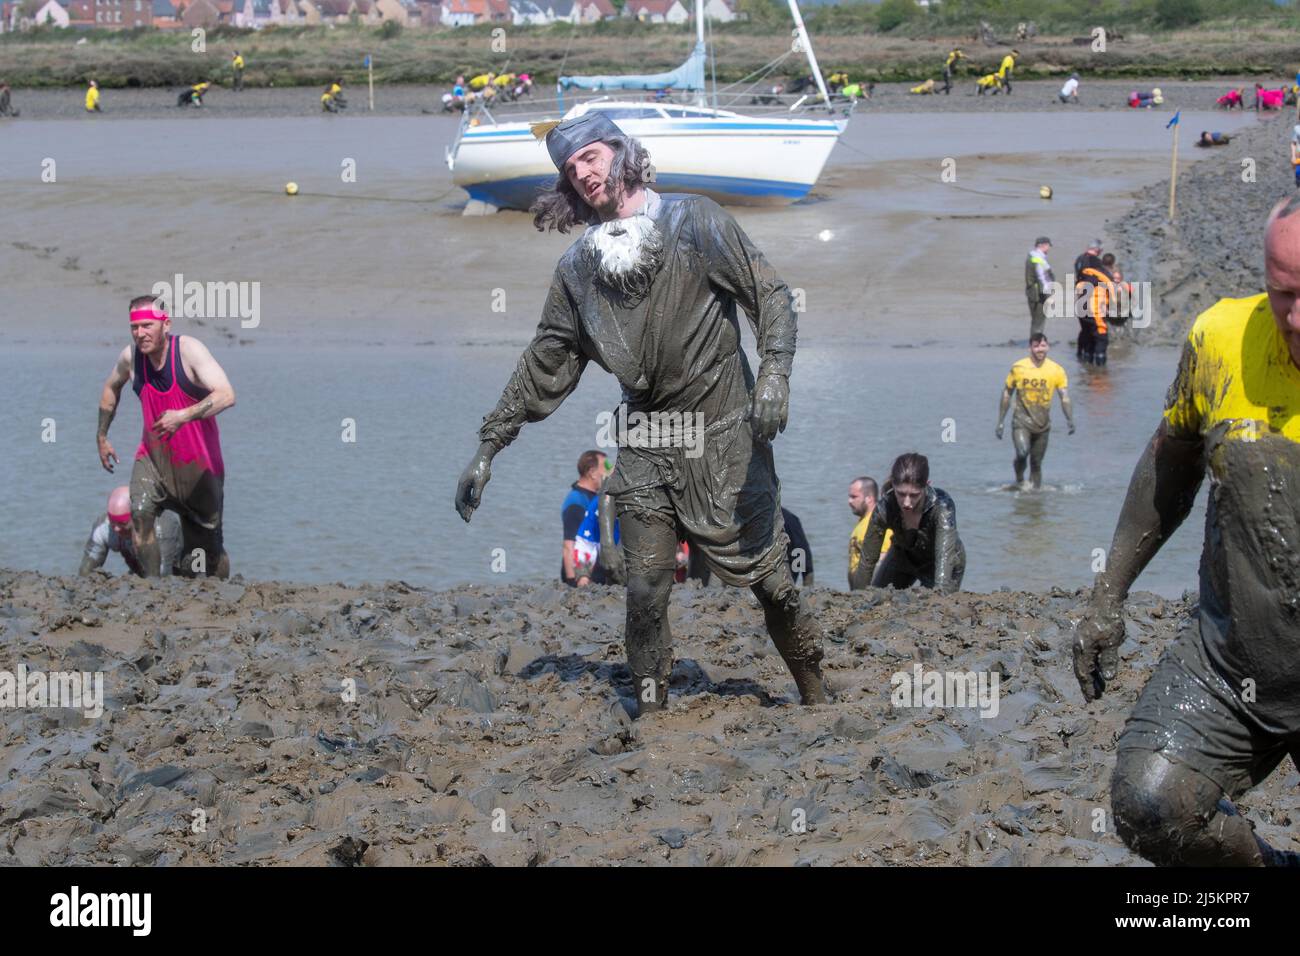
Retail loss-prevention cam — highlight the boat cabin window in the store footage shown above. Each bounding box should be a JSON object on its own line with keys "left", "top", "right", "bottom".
{"left": 587, "top": 107, "right": 664, "bottom": 120}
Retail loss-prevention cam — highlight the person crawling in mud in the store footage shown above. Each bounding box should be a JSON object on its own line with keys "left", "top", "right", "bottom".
{"left": 454, "top": 110, "right": 829, "bottom": 717}
{"left": 79, "top": 486, "right": 181, "bottom": 577}
{"left": 97, "top": 295, "right": 235, "bottom": 579}
{"left": 1075, "top": 195, "right": 1300, "bottom": 866}
{"left": 848, "top": 453, "right": 966, "bottom": 593}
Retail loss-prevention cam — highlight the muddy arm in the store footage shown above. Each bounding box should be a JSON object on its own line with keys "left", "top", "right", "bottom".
{"left": 695, "top": 198, "right": 796, "bottom": 380}
{"left": 79, "top": 522, "right": 108, "bottom": 576}
{"left": 996, "top": 386, "right": 1012, "bottom": 435}
{"left": 597, "top": 491, "right": 624, "bottom": 584}
{"left": 932, "top": 498, "right": 962, "bottom": 594}
{"left": 1091, "top": 420, "right": 1205, "bottom": 608}
{"left": 1058, "top": 387, "right": 1076, "bottom": 432}
{"left": 477, "top": 273, "right": 587, "bottom": 455}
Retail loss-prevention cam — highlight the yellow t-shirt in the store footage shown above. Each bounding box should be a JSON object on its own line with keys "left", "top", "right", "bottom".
{"left": 977, "top": 73, "right": 1000, "bottom": 88}
{"left": 1159, "top": 292, "right": 1300, "bottom": 731}
{"left": 849, "top": 508, "right": 891, "bottom": 575}
{"left": 233, "top": 55, "right": 245, "bottom": 70}
{"left": 998, "top": 54, "right": 1016, "bottom": 77}
{"left": 469, "top": 73, "right": 492, "bottom": 90}
{"left": 1005, "top": 356, "right": 1068, "bottom": 434}
{"left": 1163, "top": 294, "right": 1300, "bottom": 447}
{"left": 85, "top": 87, "right": 99, "bottom": 110}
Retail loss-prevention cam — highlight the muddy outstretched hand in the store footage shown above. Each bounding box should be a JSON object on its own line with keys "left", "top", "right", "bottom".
{"left": 454, "top": 450, "right": 493, "bottom": 523}
{"left": 751, "top": 373, "right": 789, "bottom": 441}
{"left": 599, "top": 540, "right": 626, "bottom": 585}
{"left": 1073, "top": 603, "right": 1127, "bottom": 701}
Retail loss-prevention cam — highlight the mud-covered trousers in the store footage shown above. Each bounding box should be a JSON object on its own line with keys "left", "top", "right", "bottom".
{"left": 615, "top": 495, "right": 826, "bottom": 714}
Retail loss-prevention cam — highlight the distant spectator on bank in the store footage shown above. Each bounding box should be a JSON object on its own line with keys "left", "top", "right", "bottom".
{"left": 0, "top": 81, "right": 18, "bottom": 118}
{"left": 1058, "top": 74, "right": 1079, "bottom": 104}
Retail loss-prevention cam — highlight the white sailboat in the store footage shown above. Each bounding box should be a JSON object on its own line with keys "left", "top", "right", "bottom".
{"left": 444, "top": 0, "right": 851, "bottom": 214}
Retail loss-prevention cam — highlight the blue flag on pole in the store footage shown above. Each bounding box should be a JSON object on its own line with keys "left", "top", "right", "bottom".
{"left": 364, "top": 54, "right": 372, "bottom": 68}
{"left": 1166, "top": 110, "right": 1180, "bottom": 129}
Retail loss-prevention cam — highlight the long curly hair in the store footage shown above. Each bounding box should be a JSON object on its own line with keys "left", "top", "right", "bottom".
{"left": 530, "top": 134, "right": 654, "bottom": 234}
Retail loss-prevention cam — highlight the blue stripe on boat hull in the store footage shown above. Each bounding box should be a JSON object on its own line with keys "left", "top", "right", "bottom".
{"left": 464, "top": 172, "right": 811, "bottom": 210}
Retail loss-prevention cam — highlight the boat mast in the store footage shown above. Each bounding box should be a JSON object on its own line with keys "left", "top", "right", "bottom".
{"left": 787, "top": 0, "right": 830, "bottom": 106}
{"left": 695, "top": 0, "right": 706, "bottom": 107}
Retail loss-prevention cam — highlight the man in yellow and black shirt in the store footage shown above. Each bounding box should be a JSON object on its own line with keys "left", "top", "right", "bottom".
{"left": 997, "top": 49, "right": 1019, "bottom": 94}
{"left": 996, "top": 333, "right": 1074, "bottom": 488}
{"left": 847, "top": 476, "right": 891, "bottom": 590}
{"left": 942, "top": 48, "right": 965, "bottom": 95}
{"left": 232, "top": 51, "right": 245, "bottom": 92}
{"left": 1075, "top": 195, "right": 1300, "bottom": 866}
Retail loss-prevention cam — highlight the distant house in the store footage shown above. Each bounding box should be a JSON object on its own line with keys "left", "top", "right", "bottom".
{"left": 181, "top": 0, "right": 220, "bottom": 26}
{"left": 406, "top": 0, "right": 437, "bottom": 25}
{"left": 32, "top": 0, "right": 71, "bottom": 25}
{"left": 439, "top": 0, "right": 480, "bottom": 24}
{"left": 65, "top": 0, "right": 94, "bottom": 24}
{"left": 508, "top": 0, "right": 544, "bottom": 23}
{"left": 625, "top": 0, "right": 688, "bottom": 24}
{"left": 91, "top": 0, "right": 152, "bottom": 27}
{"left": 298, "top": 0, "right": 351, "bottom": 21}
{"left": 576, "top": 0, "right": 615, "bottom": 20}
{"left": 150, "top": 0, "right": 180, "bottom": 25}
{"left": 702, "top": 0, "right": 732, "bottom": 22}
{"left": 373, "top": 0, "right": 408, "bottom": 23}
{"left": 280, "top": 0, "right": 305, "bottom": 21}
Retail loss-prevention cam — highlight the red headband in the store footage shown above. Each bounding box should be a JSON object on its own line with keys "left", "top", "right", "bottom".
{"left": 130, "top": 307, "right": 168, "bottom": 323}
{"left": 108, "top": 511, "right": 132, "bottom": 524}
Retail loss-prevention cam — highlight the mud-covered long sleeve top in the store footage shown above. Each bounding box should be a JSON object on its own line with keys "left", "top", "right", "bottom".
{"left": 851, "top": 484, "right": 964, "bottom": 593}
{"left": 477, "top": 190, "right": 797, "bottom": 457}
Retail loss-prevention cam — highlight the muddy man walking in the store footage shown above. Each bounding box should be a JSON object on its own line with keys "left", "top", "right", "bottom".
{"left": 97, "top": 295, "right": 236, "bottom": 578}
{"left": 1075, "top": 196, "right": 1300, "bottom": 865}
{"left": 455, "top": 111, "right": 829, "bottom": 717}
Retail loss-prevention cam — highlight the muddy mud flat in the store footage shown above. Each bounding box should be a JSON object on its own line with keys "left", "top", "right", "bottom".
{"left": 2, "top": 568, "right": 1295, "bottom": 866}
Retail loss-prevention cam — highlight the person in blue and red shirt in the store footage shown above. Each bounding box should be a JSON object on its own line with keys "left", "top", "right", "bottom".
{"left": 561, "top": 449, "right": 609, "bottom": 586}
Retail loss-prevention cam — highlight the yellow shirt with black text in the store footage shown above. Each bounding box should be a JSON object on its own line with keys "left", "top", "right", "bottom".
{"left": 1006, "top": 357, "right": 1067, "bottom": 434}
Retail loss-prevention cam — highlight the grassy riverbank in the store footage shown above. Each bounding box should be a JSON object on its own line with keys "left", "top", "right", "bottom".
{"left": 2, "top": 19, "right": 1300, "bottom": 90}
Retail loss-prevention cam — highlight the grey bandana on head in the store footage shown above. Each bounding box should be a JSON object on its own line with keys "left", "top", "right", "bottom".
{"left": 546, "top": 111, "right": 626, "bottom": 171}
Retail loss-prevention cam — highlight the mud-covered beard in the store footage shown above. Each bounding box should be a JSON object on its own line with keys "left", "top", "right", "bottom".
{"left": 584, "top": 210, "right": 665, "bottom": 304}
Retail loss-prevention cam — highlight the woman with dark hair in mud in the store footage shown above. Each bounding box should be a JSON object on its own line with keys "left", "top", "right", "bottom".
{"left": 848, "top": 452, "right": 966, "bottom": 593}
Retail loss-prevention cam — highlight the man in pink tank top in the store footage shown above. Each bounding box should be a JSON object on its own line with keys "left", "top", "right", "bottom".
{"left": 96, "top": 294, "right": 237, "bottom": 578}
